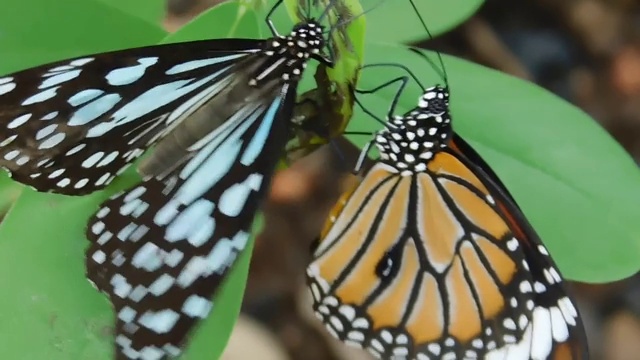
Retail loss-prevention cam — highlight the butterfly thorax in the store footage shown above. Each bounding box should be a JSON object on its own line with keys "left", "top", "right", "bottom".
{"left": 376, "top": 86, "right": 452, "bottom": 175}
{"left": 250, "top": 21, "right": 326, "bottom": 86}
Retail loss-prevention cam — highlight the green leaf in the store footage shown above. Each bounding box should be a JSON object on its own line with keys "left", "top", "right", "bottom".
{"left": 93, "top": 0, "right": 167, "bottom": 27}
{"left": 351, "top": 43, "right": 640, "bottom": 283}
{"left": 0, "top": 0, "right": 166, "bottom": 74}
{"left": 365, "top": 0, "right": 484, "bottom": 44}
{"left": 0, "top": 173, "right": 21, "bottom": 217}
{"left": 160, "top": 1, "right": 262, "bottom": 42}
{"left": 0, "top": 190, "right": 115, "bottom": 359}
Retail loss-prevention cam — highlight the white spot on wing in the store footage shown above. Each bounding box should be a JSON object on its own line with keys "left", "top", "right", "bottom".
{"left": 550, "top": 306, "right": 569, "bottom": 342}
{"left": 65, "top": 143, "right": 86, "bottom": 155}
{"left": 117, "top": 306, "right": 136, "bottom": 323}
{"left": 176, "top": 231, "right": 249, "bottom": 288}
{"left": 7, "top": 114, "right": 32, "bottom": 129}
{"left": 165, "top": 55, "right": 245, "bottom": 75}
{"left": 22, "top": 86, "right": 60, "bottom": 105}
{"left": 35, "top": 123, "right": 58, "bottom": 140}
{"left": 110, "top": 273, "right": 132, "bottom": 298}
{"left": 4, "top": 150, "right": 19, "bottom": 160}
{"left": 106, "top": 57, "right": 158, "bottom": 86}
{"left": 530, "top": 307, "right": 553, "bottom": 360}
{"left": 138, "top": 309, "right": 180, "bottom": 334}
{"left": 38, "top": 133, "right": 66, "bottom": 149}
{"left": 218, "top": 173, "right": 263, "bottom": 217}
{"left": 96, "top": 151, "right": 119, "bottom": 167}
{"left": 96, "top": 206, "right": 110, "bottom": 218}
{"left": 129, "top": 285, "right": 147, "bottom": 302}
{"left": 486, "top": 322, "right": 533, "bottom": 360}
{"left": 56, "top": 178, "right": 71, "bottom": 188}
{"left": 181, "top": 295, "right": 212, "bottom": 318}
{"left": 68, "top": 89, "right": 104, "bottom": 106}
{"left": 148, "top": 274, "right": 175, "bottom": 296}
{"left": 95, "top": 172, "right": 112, "bottom": 186}
{"left": 15, "top": 155, "right": 29, "bottom": 166}
{"left": 39, "top": 69, "right": 81, "bottom": 89}
{"left": 239, "top": 97, "right": 281, "bottom": 165}
{"left": 92, "top": 250, "right": 106, "bottom": 264}
{"left": 41, "top": 111, "right": 58, "bottom": 120}
{"left": 68, "top": 93, "right": 122, "bottom": 126}
{"left": 139, "top": 346, "right": 164, "bottom": 360}
{"left": 74, "top": 178, "right": 89, "bottom": 189}
{"left": 70, "top": 57, "right": 94, "bottom": 66}
{"left": 185, "top": 220, "right": 215, "bottom": 247}
{"left": 131, "top": 242, "right": 164, "bottom": 271}
{"left": 0, "top": 81, "right": 16, "bottom": 95}
{"left": 119, "top": 198, "right": 142, "bottom": 216}
{"left": 165, "top": 199, "right": 215, "bottom": 246}
{"left": 558, "top": 297, "right": 577, "bottom": 326}
{"left": 82, "top": 151, "right": 105, "bottom": 168}
{"left": 0, "top": 135, "right": 16, "bottom": 146}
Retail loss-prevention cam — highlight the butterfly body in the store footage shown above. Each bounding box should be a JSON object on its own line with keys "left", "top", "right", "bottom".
{"left": 307, "top": 86, "right": 587, "bottom": 360}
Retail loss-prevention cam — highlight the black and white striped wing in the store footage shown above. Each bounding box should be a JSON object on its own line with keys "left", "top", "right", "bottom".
{"left": 0, "top": 39, "right": 262, "bottom": 195}
{"left": 85, "top": 87, "right": 294, "bottom": 359}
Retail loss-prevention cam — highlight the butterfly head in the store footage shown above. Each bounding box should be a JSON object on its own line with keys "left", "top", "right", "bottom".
{"left": 418, "top": 85, "right": 449, "bottom": 112}
{"left": 259, "top": 21, "right": 326, "bottom": 83}
{"left": 375, "top": 86, "right": 453, "bottom": 174}
{"left": 289, "top": 21, "right": 326, "bottom": 55}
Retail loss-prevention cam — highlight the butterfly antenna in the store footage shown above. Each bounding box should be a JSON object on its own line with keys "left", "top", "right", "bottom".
{"left": 360, "top": 63, "right": 425, "bottom": 90}
{"left": 322, "top": 0, "right": 387, "bottom": 35}
{"left": 266, "top": 0, "right": 285, "bottom": 36}
{"left": 408, "top": 47, "right": 447, "bottom": 87}
{"left": 317, "top": 0, "right": 340, "bottom": 23}
{"left": 407, "top": 0, "right": 448, "bottom": 86}
{"left": 304, "top": 0, "right": 316, "bottom": 21}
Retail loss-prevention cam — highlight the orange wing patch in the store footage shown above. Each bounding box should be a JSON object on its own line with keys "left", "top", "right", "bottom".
{"left": 405, "top": 272, "right": 445, "bottom": 344}
{"left": 408, "top": 158, "right": 526, "bottom": 348}
{"left": 460, "top": 239, "right": 508, "bottom": 319}
{"left": 367, "top": 238, "right": 420, "bottom": 329}
{"left": 313, "top": 163, "right": 408, "bottom": 305}
{"left": 445, "top": 251, "right": 482, "bottom": 342}
{"left": 474, "top": 234, "right": 517, "bottom": 285}
{"left": 428, "top": 151, "right": 489, "bottom": 194}
{"left": 415, "top": 172, "right": 464, "bottom": 271}
{"left": 319, "top": 163, "right": 394, "bottom": 239}
{"left": 439, "top": 177, "right": 510, "bottom": 241}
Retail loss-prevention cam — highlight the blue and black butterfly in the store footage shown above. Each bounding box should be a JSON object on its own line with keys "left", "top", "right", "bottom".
{"left": 0, "top": 0, "right": 362, "bottom": 358}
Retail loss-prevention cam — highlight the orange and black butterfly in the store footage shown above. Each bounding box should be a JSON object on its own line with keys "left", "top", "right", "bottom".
{"left": 305, "top": 15, "right": 588, "bottom": 360}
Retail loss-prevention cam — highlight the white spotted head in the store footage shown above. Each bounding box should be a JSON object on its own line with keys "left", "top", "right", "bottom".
{"left": 288, "top": 21, "right": 325, "bottom": 56}
{"left": 375, "top": 85, "right": 453, "bottom": 174}
{"left": 255, "top": 21, "right": 327, "bottom": 85}
{"left": 417, "top": 85, "right": 449, "bottom": 112}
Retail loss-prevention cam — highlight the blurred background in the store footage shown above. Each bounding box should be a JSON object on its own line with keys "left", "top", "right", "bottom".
{"left": 163, "top": 0, "right": 640, "bottom": 359}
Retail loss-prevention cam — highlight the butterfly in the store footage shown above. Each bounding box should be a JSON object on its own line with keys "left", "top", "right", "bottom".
{"left": 305, "top": 7, "right": 588, "bottom": 357}
{"left": 0, "top": 0, "right": 357, "bottom": 358}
